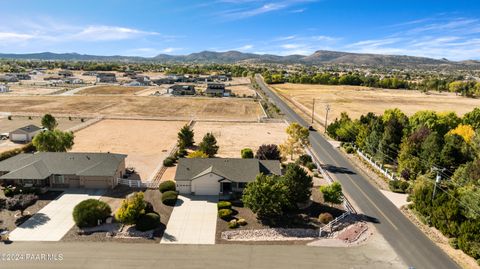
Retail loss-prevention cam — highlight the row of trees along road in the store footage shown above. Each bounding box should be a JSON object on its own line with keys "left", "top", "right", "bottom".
{"left": 327, "top": 107, "right": 480, "bottom": 260}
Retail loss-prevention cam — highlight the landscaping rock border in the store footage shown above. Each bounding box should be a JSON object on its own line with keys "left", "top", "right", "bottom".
{"left": 221, "top": 228, "right": 318, "bottom": 241}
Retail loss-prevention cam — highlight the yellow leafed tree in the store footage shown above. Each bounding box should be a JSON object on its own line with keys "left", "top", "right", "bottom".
{"left": 448, "top": 124, "right": 475, "bottom": 143}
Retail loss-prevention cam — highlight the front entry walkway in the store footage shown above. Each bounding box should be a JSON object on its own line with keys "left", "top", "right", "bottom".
{"left": 161, "top": 195, "right": 218, "bottom": 245}
{"left": 9, "top": 189, "right": 104, "bottom": 241}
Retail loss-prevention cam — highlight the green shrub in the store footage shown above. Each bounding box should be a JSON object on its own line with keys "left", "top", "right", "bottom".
{"left": 389, "top": 180, "right": 410, "bottom": 193}
{"left": 218, "top": 209, "right": 233, "bottom": 220}
{"left": 73, "top": 199, "right": 112, "bottom": 228}
{"left": 159, "top": 181, "right": 176, "bottom": 193}
{"left": 345, "top": 146, "right": 355, "bottom": 154}
{"left": 305, "top": 162, "right": 317, "bottom": 171}
{"left": 161, "top": 191, "right": 178, "bottom": 206}
{"left": 297, "top": 154, "right": 312, "bottom": 165}
{"left": 144, "top": 201, "right": 154, "bottom": 214}
{"left": 318, "top": 212, "right": 334, "bottom": 224}
{"left": 449, "top": 238, "right": 459, "bottom": 249}
{"left": 237, "top": 218, "right": 247, "bottom": 226}
{"left": 228, "top": 219, "right": 239, "bottom": 229}
{"left": 176, "top": 148, "right": 187, "bottom": 158}
{"left": 163, "top": 157, "right": 175, "bottom": 167}
{"left": 241, "top": 148, "right": 254, "bottom": 158}
{"left": 136, "top": 213, "right": 160, "bottom": 231}
{"left": 217, "top": 201, "right": 232, "bottom": 210}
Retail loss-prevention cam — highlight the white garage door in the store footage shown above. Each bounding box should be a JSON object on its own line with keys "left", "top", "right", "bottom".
{"left": 11, "top": 133, "right": 27, "bottom": 141}
{"left": 193, "top": 174, "right": 221, "bottom": 195}
{"left": 176, "top": 182, "right": 191, "bottom": 194}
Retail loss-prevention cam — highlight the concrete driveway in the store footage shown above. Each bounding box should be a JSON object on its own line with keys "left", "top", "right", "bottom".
{"left": 9, "top": 189, "right": 104, "bottom": 241}
{"left": 161, "top": 195, "right": 218, "bottom": 245}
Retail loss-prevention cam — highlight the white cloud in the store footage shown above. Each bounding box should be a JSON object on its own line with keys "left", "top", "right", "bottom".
{"left": 71, "top": 26, "right": 158, "bottom": 41}
{"left": 0, "top": 32, "right": 34, "bottom": 42}
{"left": 342, "top": 17, "right": 480, "bottom": 60}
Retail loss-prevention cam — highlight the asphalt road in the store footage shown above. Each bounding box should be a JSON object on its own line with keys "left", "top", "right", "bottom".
{"left": 255, "top": 74, "right": 460, "bottom": 269}
{"left": 0, "top": 240, "right": 403, "bottom": 269}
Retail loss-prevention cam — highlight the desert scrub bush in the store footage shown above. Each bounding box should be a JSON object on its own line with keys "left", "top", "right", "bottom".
{"left": 217, "top": 201, "right": 232, "bottom": 210}
{"left": 159, "top": 180, "right": 176, "bottom": 193}
{"left": 449, "top": 238, "right": 459, "bottom": 249}
{"left": 73, "top": 199, "right": 111, "bottom": 228}
{"left": 136, "top": 213, "right": 160, "bottom": 231}
{"left": 161, "top": 191, "right": 178, "bottom": 206}
{"left": 241, "top": 148, "right": 254, "bottom": 159}
{"left": 318, "top": 212, "right": 334, "bottom": 224}
{"left": 237, "top": 218, "right": 247, "bottom": 226}
{"left": 218, "top": 209, "right": 233, "bottom": 220}
{"left": 228, "top": 219, "right": 239, "bottom": 229}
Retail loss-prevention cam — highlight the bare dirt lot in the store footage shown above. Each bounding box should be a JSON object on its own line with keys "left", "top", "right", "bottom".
{"left": 227, "top": 77, "right": 256, "bottom": 97}
{"left": 0, "top": 96, "right": 263, "bottom": 121}
{"left": 71, "top": 119, "right": 186, "bottom": 181}
{"left": 193, "top": 122, "right": 287, "bottom": 158}
{"left": 273, "top": 83, "right": 480, "bottom": 121}
{"left": 76, "top": 85, "right": 147, "bottom": 95}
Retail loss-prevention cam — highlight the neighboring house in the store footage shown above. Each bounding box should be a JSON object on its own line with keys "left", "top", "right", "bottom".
{"left": 174, "top": 158, "right": 282, "bottom": 195}
{"left": 82, "top": 71, "right": 97, "bottom": 76}
{"left": 9, "top": 125, "right": 42, "bottom": 143}
{"left": 0, "top": 75, "right": 19, "bottom": 83}
{"left": 125, "top": 81, "right": 143, "bottom": 87}
{"left": 96, "top": 73, "right": 117, "bottom": 83}
{"left": 205, "top": 83, "right": 231, "bottom": 97}
{"left": 168, "top": 85, "right": 196, "bottom": 96}
{"left": 58, "top": 70, "right": 73, "bottom": 77}
{"left": 63, "top": 77, "right": 84, "bottom": 84}
{"left": 0, "top": 85, "right": 10, "bottom": 93}
{"left": 0, "top": 152, "right": 126, "bottom": 189}
{"left": 152, "top": 78, "right": 175, "bottom": 85}
{"left": 134, "top": 75, "right": 151, "bottom": 85}
{"left": 8, "top": 73, "right": 31, "bottom": 80}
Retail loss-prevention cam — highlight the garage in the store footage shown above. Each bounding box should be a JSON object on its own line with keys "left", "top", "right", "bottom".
{"left": 83, "top": 178, "right": 111, "bottom": 189}
{"left": 192, "top": 173, "right": 221, "bottom": 195}
{"left": 10, "top": 133, "right": 27, "bottom": 142}
{"left": 176, "top": 181, "right": 192, "bottom": 194}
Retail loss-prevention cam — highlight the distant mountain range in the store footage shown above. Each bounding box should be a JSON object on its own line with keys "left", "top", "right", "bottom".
{"left": 0, "top": 50, "right": 479, "bottom": 68}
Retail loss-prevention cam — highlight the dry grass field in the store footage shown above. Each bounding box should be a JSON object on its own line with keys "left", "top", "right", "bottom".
{"left": 0, "top": 96, "right": 262, "bottom": 120}
{"left": 76, "top": 85, "right": 147, "bottom": 95}
{"left": 193, "top": 121, "right": 288, "bottom": 158}
{"left": 1, "top": 85, "right": 66, "bottom": 95}
{"left": 71, "top": 119, "right": 186, "bottom": 181}
{"left": 227, "top": 77, "right": 256, "bottom": 97}
{"left": 273, "top": 83, "right": 480, "bottom": 122}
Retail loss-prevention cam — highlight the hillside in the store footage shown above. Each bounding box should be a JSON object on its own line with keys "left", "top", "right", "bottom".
{"left": 0, "top": 50, "right": 477, "bottom": 68}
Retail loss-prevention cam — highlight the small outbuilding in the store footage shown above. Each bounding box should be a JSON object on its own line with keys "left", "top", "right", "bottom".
{"left": 9, "top": 125, "right": 42, "bottom": 142}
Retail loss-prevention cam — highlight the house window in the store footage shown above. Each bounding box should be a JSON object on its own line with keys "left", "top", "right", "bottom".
{"left": 54, "top": 175, "right": 65, "bottom": 184}
{"left": 238, "top": 182, "right": 247, "bottom": 188}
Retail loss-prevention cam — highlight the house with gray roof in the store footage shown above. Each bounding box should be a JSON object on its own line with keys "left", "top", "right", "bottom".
{"left": 9, "top": 125, "right": 42, "bottom": 142}
{"left": 0, "top": 152, "right": 126, "bottom": 189}
{"left": 205, "top": 83, "right": 232, "bottom": 97}
{"left": 174, "top": 158, "right": 282, "bottom": 195}
{"left": 168, "top": 85, "right": 196, "bottom": 96}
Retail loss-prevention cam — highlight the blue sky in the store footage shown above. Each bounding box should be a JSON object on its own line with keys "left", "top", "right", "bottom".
{"left": 0, "top": 0, "right": 479, "bottom": 60}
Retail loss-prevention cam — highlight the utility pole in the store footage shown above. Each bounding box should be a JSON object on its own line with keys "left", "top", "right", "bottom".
{"left": 432, "top": 167, "right": 446, "bottom": 201}
{"left": 311, "top": 98, "right": 315, "bottom": 124}
{"left": 324, "top": 104, "right": 331, "bottom": 133}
